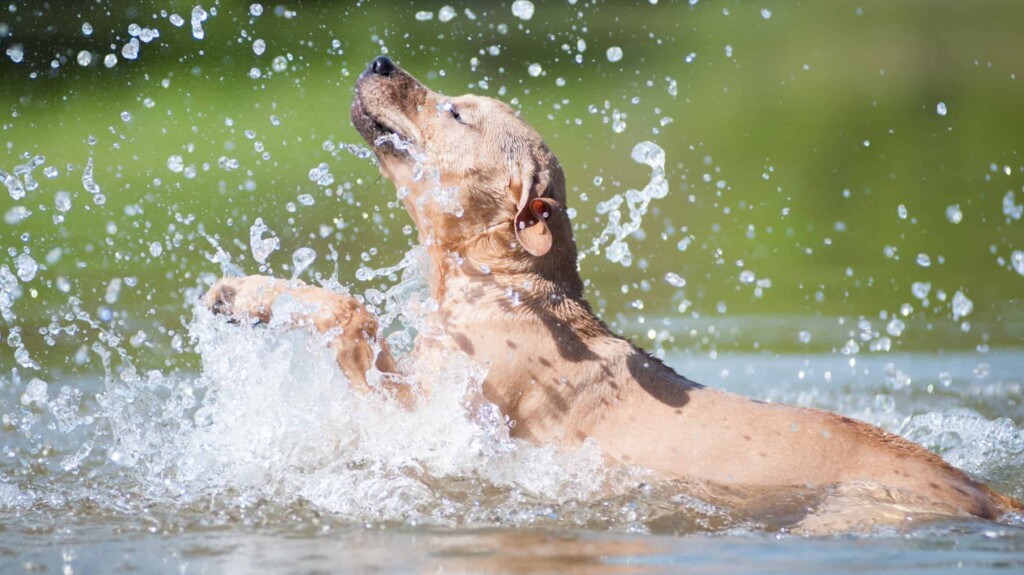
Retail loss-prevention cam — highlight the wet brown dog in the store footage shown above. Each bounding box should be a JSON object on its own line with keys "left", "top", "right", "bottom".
{"left": 205, "top": 56, "right": 1021, "bottom": 531}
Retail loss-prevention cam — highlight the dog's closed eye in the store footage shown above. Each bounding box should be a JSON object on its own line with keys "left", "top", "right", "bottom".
{"left": 450, "top": 105, "right": 467, "bottom": 125}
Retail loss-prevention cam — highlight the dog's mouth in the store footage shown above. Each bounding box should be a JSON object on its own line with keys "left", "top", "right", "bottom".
{"left": 351, "top": 87, "right": 418, "bottom": 161}
{"left": 351, "top": 95, "right": 394, "bottom": 142}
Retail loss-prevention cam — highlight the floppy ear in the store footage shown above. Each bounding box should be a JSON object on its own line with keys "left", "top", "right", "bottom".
{"left": 513, "top": 169, "right": 561, "bottom": 257}
{"left": 515, "top": 197, "right": 561, "bottom": 256}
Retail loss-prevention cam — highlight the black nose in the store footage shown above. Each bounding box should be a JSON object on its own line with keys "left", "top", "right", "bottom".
{"left": 369, "top": 56, "right": 394, "bottom": 77}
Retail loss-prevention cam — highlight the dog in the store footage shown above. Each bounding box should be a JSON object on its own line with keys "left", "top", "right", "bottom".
{"left": 204, "top": 56, "right": 1021, "bottom": 530}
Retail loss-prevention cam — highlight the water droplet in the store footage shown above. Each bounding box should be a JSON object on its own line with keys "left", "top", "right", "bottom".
{"left": 76, "top": 51, "right": 92, "bottom": 66}
{"left": 249, "top": 218, "right": 280, "bottom": 264}
{"left": 438, "top": 5, "right": 457, "bottom": 22}
{"left": 1003, "top": 191, "right": 1023, "bottom": 220}
{"left": 82, "top": 22, "right": 93, "bottom": 36}
{"left": 664, "top": 272, "right": 686, "bottom": 287}
{"left": 511, "top": 0, "right": 535, "bottom": 20}
{"left": 1, "top": 169, "right": 25, "bottom": 200}
{"left": 139, "top": 27, "right": 159, "bottom": 43}
{"left": 886, "top": 318, "right": 905, "bottom": 337}
{"left": 1011, "top": 250, "right": 1024, "bottom": 276}
{"left": 169, "top": 13, "right": 185, "bottom": 27}
{"left": 191, "top": 6, "right": 208, "bottom": 40}
{"left": 760, "top": 7, "right": 772, "bottom": 19}
{"left": 738, "top": 270, "right": 756, "bottom": 284}
{"left": 291, "top": 248, "right": 316, "bottom": 279}
{"left": 897, "top": 204, "right": 908, "bottom": 219}
{"left": 253, "top": 39, "right": 266, "bottom": 55}
{"left": 82, "top": 158, "right": 100, "bottom": 195}
{"left": 945, "top": 204, "right": 962, "bottom": 224}
{"left": 103, "top": 54, "right": 117, "bottom": 68}
{"left": 528, "top": 62, "right": 543, "bottom": 77}
{"left": 606, "top": 46, "right": 623, "bottom": 62}
{"left": 15, "top": 253, "right": 38, "bottom": 282}
{"left": 951, "top": 290, "right": 973, "bottom": 321}
{"left": 250, "top": 3, "right": 264, "bottom": 17}
{"left": 631, "top": 141, "right": 665, "bottom": 170}
{"left": 55, "top": 191, "right": 71, "bottom": 213}
{"left": 271, "top": 55, "right": 288, "bottom": 73}
{"left": 167, "top": 155, "right": 184, "bottom": 173}
{"left": 248, "top": 67, "right": 262, "bottom": 79}
{"left": 120, "top": 111, "right": 132, "bottom": 122}
{"left": 4, "top": 206, "right": 30, "bottom": 224}
{"left": 916, "top": 253, "right": 931, "bottom": 267}
{"left": 21, "top": 378, "right": 47, "bottom": 407}
{"left": 415, "top": 10, "right": 434, "bottom": 21}
{"left": 149, "top": 241, "right": 163, "bottom": 257}
{"left": 6, "top": 46, "right": 24, "bottom": 64}
{"left": 911, "top": 281, "right": 931, "bottom": 300}
{"left": 936, "top": 102, "right": 947, "bottom": 116}
{"left": 611, "top": 109, "right": 627, "bottom": 133}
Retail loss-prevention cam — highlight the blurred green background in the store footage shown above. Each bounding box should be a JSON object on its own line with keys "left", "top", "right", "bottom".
{"left": 1, "top": 0, "right": 1023, "bottom": 376}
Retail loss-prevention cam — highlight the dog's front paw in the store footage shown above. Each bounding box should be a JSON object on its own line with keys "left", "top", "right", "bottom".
{"left": 203, "top": 276, "right": 285, "bottom": 324}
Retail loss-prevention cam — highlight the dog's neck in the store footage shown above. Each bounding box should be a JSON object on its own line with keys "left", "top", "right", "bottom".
{"left": 420, "top": 239, "right": 598, "bottom": 333}
{"left": 416, "top": 242, "right": 696, "bottom": 441}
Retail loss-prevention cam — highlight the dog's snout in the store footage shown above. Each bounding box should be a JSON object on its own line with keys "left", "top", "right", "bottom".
{"left": 369, "top": 55, "right": 395, "bottom": 77}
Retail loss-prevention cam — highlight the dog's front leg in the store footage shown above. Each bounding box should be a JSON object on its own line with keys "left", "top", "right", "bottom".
{"left": 203, "top": 276, "right": 411, "bottom": 405}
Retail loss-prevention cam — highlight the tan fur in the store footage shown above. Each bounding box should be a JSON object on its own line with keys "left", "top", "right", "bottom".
{"left": 206, "top": 57, "right": 1021, "bottom": 529}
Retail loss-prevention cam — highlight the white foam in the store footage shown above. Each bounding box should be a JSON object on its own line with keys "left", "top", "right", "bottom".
{"left": 92, "top": 258, "right": 611, "bottom": 523}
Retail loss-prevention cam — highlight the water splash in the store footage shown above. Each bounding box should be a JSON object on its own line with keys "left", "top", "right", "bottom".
{"left": 290, "top": 248, "right": 316, "bottom": 280}
{"left": 374, "top": 133, "right": 462, "bottom": 217}
{"left": 69, "top": 271, "right": 615, "bottom": 524}
{"left": 249, "top": 218, "right": 280, "bottom": 266}
{"left": 589, "top": 141, "right": 668, "bottom": 266}
{"left": 1, "top": 168, "right": 26, "bottom": 200}
{"left": 191, "top": 5, "right": 209, "bottom": 40}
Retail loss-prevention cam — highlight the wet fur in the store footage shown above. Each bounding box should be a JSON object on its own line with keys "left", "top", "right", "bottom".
{"left": 205, "top": 58, "right": 1022, "bottom": 531}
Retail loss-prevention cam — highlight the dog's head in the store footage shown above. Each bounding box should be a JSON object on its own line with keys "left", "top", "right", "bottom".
{"left": 351, "top": 56, "right": 576, "bottom": 280}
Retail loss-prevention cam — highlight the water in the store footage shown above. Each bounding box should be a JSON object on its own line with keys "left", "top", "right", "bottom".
{"left": 1, "top": 341, "right": 1023, "bottom": 573}
{"left": 6, "top": 524, "right": 1024, "bottom": 574}
{"left": 2, "top": 1, "right": 1024, "bottom": 572}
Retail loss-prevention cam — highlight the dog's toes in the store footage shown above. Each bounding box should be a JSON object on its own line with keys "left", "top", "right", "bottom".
{"left": 211, "top": 285, "right": 237, "bottom": 315}
{"left": 205, "top": 282, "right": 239, "bottom": 318}
{"left": 203, "top": 276, "right": 277, "bottom": 325}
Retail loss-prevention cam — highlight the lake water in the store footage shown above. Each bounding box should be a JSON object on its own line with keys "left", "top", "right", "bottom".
{"left": 3, "top": 334, "right": 1022, "bottom": 574}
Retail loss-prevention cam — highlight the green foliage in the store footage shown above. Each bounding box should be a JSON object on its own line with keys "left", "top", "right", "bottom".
{"left": 1, "top": 0, "right": 1023, "bottom": 372}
